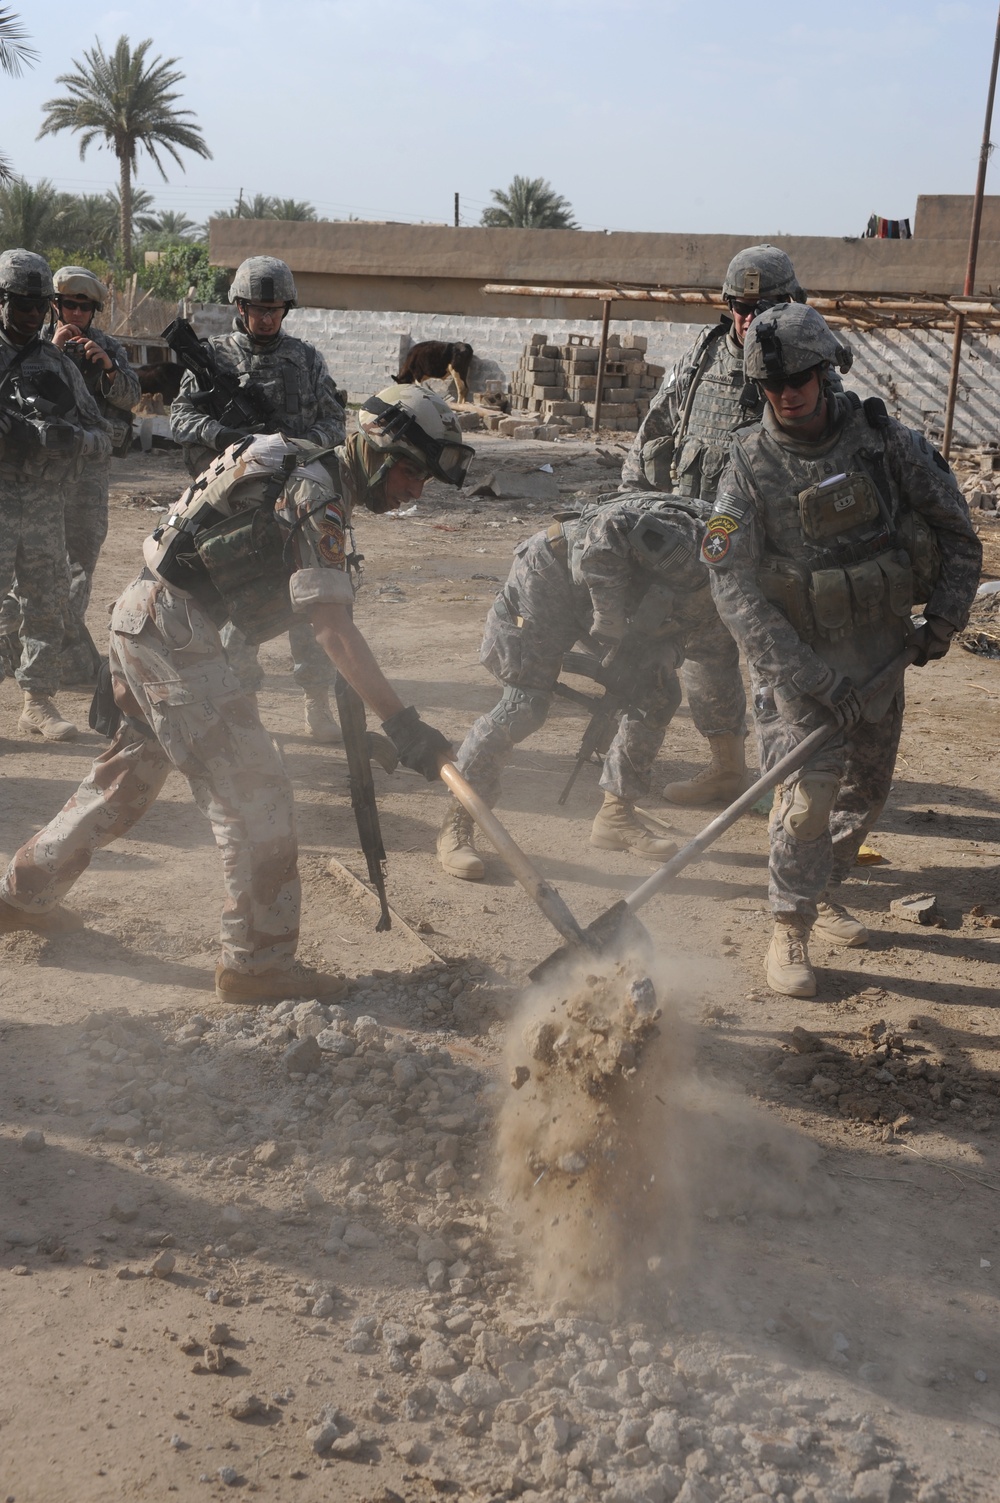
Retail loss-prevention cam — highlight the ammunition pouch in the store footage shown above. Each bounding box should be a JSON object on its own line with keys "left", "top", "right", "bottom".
{"left": 194, "top": 505, "right": 294, "bottom": 646}
{"left": 797, "top": 471, "right": 880, "bottom": 542}
{"left": 760, "top": 557, "right": 815, "bottom": 641}
{"left": 762, "top": 548, "right": 914, "bottom": 643}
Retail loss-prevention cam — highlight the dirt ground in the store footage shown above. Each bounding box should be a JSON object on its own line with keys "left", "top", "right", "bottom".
{"left": 2, "top": 437, "right": 1000, "bottom": 1503}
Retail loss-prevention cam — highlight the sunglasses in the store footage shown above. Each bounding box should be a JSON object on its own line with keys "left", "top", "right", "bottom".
{"left": 56, "top": 296, "right": 96, "bottom": 312}
{"left": 760, "top": 366, "right": 821, "bottom": 393}
{"left": 6, "top": 294, "right": 50, "bottom": 313}
{"left": 240, "top": 301, "right": 285, "bottom": 317}
{"left": 726, "top": 296, "right": 779, "bottom": 318}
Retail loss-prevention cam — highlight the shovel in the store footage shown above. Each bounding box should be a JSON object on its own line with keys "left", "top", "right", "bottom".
{"left": 527, "top": 645, "right": 918, "bottom": 983}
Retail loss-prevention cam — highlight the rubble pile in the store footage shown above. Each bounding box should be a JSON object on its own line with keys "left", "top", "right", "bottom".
{"left": 495, "top": 331, "right": 664, "bottom": 439}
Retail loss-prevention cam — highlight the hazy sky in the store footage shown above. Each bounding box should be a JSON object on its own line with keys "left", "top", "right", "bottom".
{"left": 2, "top": 0, "right": 997, "bottom": 238}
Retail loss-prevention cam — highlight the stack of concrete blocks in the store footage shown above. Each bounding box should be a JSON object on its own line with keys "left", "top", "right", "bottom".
{"left": 502, "top": 331, "right": 665, "bottom": 436}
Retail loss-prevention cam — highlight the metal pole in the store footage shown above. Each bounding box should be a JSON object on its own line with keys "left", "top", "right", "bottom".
{"left": 592, "top": 299, "right": 611, "bottom": 433}
{"left": 454, "top": 191, "right": 459, "bottom": 228}
{"left": 942, "top": 0, "right": 1000, "bottom": 458}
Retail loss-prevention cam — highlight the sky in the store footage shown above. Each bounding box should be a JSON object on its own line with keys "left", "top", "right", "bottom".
{"left": 1, "top": 0, "right": 997, "bottom": 238}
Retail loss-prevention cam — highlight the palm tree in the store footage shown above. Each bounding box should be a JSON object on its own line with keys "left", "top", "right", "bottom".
{"left": 0, "top": 177, "right": 77, "bottom": 251}
{"left": 0, "top": 8, "right": 37, "bottom": 184}
{"left": 480, "top": 175, "right": 578, "bottom": 230}
{"left": 136, "top": 207, "right": 198, "bottom": 240}
{"left": 269, "top": 198, "right": 318, "bottom": 222}
{"left": 37, "top": 35, "right": 211, "bottom": 271}
{"left": 216, "top": 192, "right": 276, "bottom": 220}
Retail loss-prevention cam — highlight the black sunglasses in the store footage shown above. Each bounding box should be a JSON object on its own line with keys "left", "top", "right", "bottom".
{"left": 6, "top": 294, "right": 50, "bottom": 313}
{"left": 760, "top": 366, "right": 822, "bottom": 393}
{"left": 56, "top": 296, "right": 97, "bottom": 312}
{"left": 726, "top": 296, "right": 778, "bottom": 318}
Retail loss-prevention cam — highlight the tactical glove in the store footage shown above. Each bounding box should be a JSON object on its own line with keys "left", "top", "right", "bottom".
{"left": 913, "top": 615, "right": 955, "bottom": 667}
{"left": 812, "top": 670, "right": 863, "bottom": 730}
{"left": 381, "top": 706, "right": 452, "bottom": 781}
{"left": 215, "top": 426, "right": 248, "bottom": 452}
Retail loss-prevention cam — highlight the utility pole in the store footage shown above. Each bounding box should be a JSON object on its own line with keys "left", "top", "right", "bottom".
{"left": 236, "top": 186, "right": 244, "bottom": 218}
{"left": 942, "top": 1, "right": 1000, "bottom": 458}
{"left": 454, "top": 192, "right": 460, "bottom": 228}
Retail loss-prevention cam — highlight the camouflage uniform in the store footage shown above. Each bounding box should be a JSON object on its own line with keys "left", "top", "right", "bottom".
{"left": 455, "top": 493, "right": 745, "bottom": 806}
{"left": 706, "top": 393, "right": 981, "bottom": 920}
{"left": 0, "top": 437, "right": 357, "bottom": 974}
{"left": 0, "top": 331, "right": 111, "bottom": 695}
{"left": 46, "top": 325, "right": 139, "bottom": 678}
{"left": 171, "top": 321, "right": 346, "bottom": 694}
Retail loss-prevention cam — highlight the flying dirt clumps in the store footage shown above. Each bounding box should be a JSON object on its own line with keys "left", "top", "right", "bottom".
{"left": 495, "top": 960, "right": 684, "bottom": 1310}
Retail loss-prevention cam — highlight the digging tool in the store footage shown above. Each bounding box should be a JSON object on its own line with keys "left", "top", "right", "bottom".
{"left": 529, "top": 646, "right": 918, "bottom": 983}
{"left": 438, "top": 761, "right": 592, "bottom": 953}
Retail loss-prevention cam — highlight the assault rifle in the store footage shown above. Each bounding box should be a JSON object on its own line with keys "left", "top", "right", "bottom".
{"left": 0, "top": 368, "right": 79, "bottom": 459}
{"left": 162, "top": 318, "right": 275, "bottom": 433}
{"left": 334, "top": 672, "right": 393, "bottom": 932}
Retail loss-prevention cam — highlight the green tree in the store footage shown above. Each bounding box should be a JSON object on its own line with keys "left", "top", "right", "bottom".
{"left": 143, "top": 242, "right": 228, "bottom": 303}
{"left": 38, "top": 35, "right": 211, "bottom": 272}
{"left": 213, "top": 193, "right": 318, "bottom": 223}
{"left": 136, "top": 207, "right": 199, "bottom": 244}
{"left": 480, "top": 175, "right": 577, "bottom": 230}
{"left": 269, "top": 198, "right": 318, "bottom": 222}
{"left": 0, "top": 177, "right": 77, "bottom": 251}
{"left": 0, "top": 7, "right": 37, "bottom": 183}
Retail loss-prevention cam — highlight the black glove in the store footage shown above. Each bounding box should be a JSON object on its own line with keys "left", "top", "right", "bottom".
{"left": 381, "top": 706, "right": 452, "bottom": 781}
{"left": 913, "top": 615, "right": 955, "bottom": 667}
{"left": 812, "top": 671, "right": 863, "bottom": 730}
{"left": 215, "top": 426, "right": 247, "bottom": 452}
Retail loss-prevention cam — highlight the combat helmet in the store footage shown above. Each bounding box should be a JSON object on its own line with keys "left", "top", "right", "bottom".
{"left": 743, "top": 303, "right": 853, "bottom": 382}
{"left": 53, "top": 265, "right": 107, "bottom": 308}
{"left": 0, "top": 248, "right": 54, "bottom": 299}
{"left": 358, "top": 384, "right": 475, "bottom": 491}
{"left": 228, "top": 256, "right": 297, "bottom": 306}
{"left": 722, "top": 244, "right": 802, "bottom": 303}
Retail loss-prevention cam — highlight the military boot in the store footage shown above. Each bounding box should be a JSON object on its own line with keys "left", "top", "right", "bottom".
{"left": 813, "top": 898, "right": 869, "bottom": 947}
{"left": 436, "top": 800, "right": 485, "bottom": 881}
{"left": 303, "top": 690, "right": 341, "bottom": 744}
{"left": 661, "top": 733, "right": 748, "bottom": 807}
{"left": 215, "top": 961, "right": 347, "bottom": 1005}
{"left": 590, "top": 793, "right": 678, "bottom": 861}
{"left": 19, "top": 692, "right": 77, "bottom": 741}
{"left": 0, "top": 897, "right": 84, "bottom": 934}
{"left": 765, "top": 916, "right": 816, "bottom": 998}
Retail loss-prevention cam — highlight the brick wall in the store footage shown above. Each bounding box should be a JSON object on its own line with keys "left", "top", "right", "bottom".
{"left": 192, "top": 304, "right": 1000, "bottom": 447}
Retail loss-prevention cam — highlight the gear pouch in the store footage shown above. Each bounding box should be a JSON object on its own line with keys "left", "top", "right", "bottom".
{"left": 798, "top": 472, "right": 879, "bottom": 541}
{"left": 809, "top": 567, "right": 851, "bottom": 640}
{"left": 878, "top": 550, "right": 914, "bottom": 618}
{"left": 845, "top": 559, "right": 885, "bottom": 628}
{"left": 759, "top": 557, "right": 815, "bottom": 641}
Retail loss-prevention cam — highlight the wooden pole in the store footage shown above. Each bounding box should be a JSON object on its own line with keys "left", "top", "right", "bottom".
{"left": 592, "top": 299, "right": 612, "bottom": 434}
{"left": 454, "top": 191, "right": 459, "bottom": 228}
{"left": 942, "top": 0, "right": 1000, "bottom": 458}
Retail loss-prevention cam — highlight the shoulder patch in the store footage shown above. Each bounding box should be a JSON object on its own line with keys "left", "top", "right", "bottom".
{"left": 701, "top": 527, "right": 732, "bottom": 564}
{"left": 711, "top": 492, "right": 748, "bottom": 522}
{"left": 706, "top": 514, "right": 739, "bottom": 535}
{"left": 932, "top": 448, "right": 951, "bottom": 474}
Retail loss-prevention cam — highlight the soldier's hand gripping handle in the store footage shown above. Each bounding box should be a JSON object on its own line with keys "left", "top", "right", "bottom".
{"left": 381, "top": 706, "right": 452, "bottom": 782}
{"left": 811, "top": 667, "right": 864, "bottom": 729}
{"left": 912, "top": 615, "right": 955, "bottom": 666}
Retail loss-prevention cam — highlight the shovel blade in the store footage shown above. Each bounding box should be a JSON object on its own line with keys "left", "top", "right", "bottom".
{"left": 527, "top": 900, "right": 652, "bottom": 985}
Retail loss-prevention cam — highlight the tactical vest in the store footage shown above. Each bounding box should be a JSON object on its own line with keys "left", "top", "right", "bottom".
{"left": 672, "top": 327, "right": 761, "bottom": 500}
{"left": 145, "top": 436, "right": 338, "bottom": 644}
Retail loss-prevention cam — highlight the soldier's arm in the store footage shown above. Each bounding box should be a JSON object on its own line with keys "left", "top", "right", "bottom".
{"left": 99, "top": 333, "right": 141, "bottom": 413}
{"left": 887, "top": 425, "right": 983, "bottom": 629}
{"left": 621, "top": 361, "right": 682, "bottom": 489}
{"left": 576, "top": 509, "right": 639, "bottom": 641}
{"left": 62, "top": 355, "right": 112, "bottom": 459}
{"left": 170, "top": 367, "right": 228, "bottom": 449}
{"left": 705, "top": 461, "right": 832, "bottom": 697}
{"left": 303, "top": 349, "right": 347, "bottom": 449}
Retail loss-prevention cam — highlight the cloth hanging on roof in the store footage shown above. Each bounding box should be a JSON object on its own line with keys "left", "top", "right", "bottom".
{"left": 864, "top": 214, "right": 911, "bottom": 239}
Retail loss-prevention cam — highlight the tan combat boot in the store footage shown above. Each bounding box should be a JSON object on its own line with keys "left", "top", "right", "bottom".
{"left": 303, "top": 690, "right": 341, "bottom": 744}
{"left": 0, "top": 897, "right": 84, "bottom": 934}
{"left": 765, "top": 916, "right": 816, "bottom": 998}
{"left": 661, "top": 733, "right": 748, "bottom": 807}
{"left": 437, "top": 800, "right": 485, "bottom": 881}
{"left": 590, "top": 793, "right": 679, "bottom": 861}
{"left": 215, "top": 961, "right": 347, "bottom": 1005}
{"left": 813, "top": 898, "right": 869, "bottom": 947}
{"left": 19, "top": 691, "right": 77, "bottom": 741}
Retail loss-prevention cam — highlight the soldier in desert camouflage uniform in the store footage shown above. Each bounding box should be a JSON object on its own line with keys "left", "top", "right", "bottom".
{"left": 0, "top": 386, "right": 474, "bottom": 1005}
{"left": 48, "top": 266, "right": 139, "bottom": 683}
{"left": 436, "top": 492, "right": 745, "bottom": 880}
{"left": 170, "top": 256, "right": 347, "bottom": 743}
{"left": 0, "top": 250, "right": 111, "bottom": 741}
{"left": 621, "top": 245, "right": 807, "bottom": 808}
{"left": 705, "top": 303, "right": 981, "bottom": 998}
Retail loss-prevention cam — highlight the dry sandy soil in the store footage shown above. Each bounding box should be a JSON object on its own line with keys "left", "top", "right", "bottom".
{"left": 1, "top": 437, "right": 1000, "bottom": 1503}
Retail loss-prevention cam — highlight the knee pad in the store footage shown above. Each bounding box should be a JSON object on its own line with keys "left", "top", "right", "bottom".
{"left": 489, "top": 683, "right": 551, "bottom": 742}
{"left": 781, "top": 772, "right": 840, "bottom": 841}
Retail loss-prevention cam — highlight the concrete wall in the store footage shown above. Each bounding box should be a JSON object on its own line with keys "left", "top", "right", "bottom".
{"left": 914, "top": 194, "right": 1000, "bottom": 241}
{"left": 209, "top": 218, "right": 1000, "bottom": 319}
{"left": 271, "top": 304, "right": 1000, "bottom": 448}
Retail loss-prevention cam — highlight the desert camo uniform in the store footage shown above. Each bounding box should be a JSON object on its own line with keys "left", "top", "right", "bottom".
{"left": 0, "top": 436, "right": 356, "bottom": 976}
{"left": 171, "top": 320, "right": 346, "bottom": 696}
{"left": 706, "top": 394, "right": 981, "bottom": 922}
{"left": 456, "top": 492, "right": 745, "bottom": 807}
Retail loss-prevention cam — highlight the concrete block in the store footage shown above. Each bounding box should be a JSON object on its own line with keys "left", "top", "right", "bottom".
{"left": 526, "top": 356, "right": 556, "bottom": 372}
{"left": 622, "top": 334, "right": 648, "bottom": 352}
{"left": 513, "top": 424, "right": 538, "bottom": 440}
{"left": 498, "top": 417, "right": 525, "bottom": 437}
{"left": 531, "top": 384, "right": 566, "bottom": 399}
{"left": 540, "top": 344, "right": 561, "bottom": 358}
{"left": 605, "top": 361, "right": 627, "bottom": 375}
{"left": 543, "top": 400, "right": 583, "bottom": 417}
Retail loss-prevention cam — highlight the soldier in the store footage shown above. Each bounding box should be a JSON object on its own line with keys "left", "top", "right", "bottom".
{"left": 170, "top": 255, "right": 347, "bottom": 743}
{"left": 436, "top": 492, "right": 745, "bottom": 880}
{"left": 0, "top": 249, "right": 111, "bottom": 740}
{"left": 48, "top": 266, "right": 140, "bottom": 684}
{"left": 704, "top": 303, "right": 981, "bottom": 998}
{"left": 621, "top": 245, "right": 805, "bottom": 808}
{"left": 0, "top": 386, "right": 473, "bottom": 1005}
